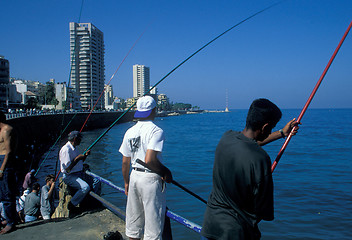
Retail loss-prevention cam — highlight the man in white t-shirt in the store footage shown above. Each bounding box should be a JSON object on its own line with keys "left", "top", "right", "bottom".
{"left": 119, "top": 95, "right": 173, "bottom": 240}
{"left": 59, "top": 131, "right": 90, "bottom": 213}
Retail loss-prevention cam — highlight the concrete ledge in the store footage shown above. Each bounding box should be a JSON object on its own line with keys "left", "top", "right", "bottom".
{"left": 1, "top": 209, "right": 127, "bottom": 240}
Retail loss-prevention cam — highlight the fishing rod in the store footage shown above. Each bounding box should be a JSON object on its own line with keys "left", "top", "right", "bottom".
{"left": 34, "top": 113, "right": 78, "bottom": 177}
{"left": 136, "top": 159, "right": 207, "bottom": 204}
{"left": 271, "top": 20, "right": 352, "bottom": 173}
{"left": 35, "top": 0, "right": 86, "bottom": 178}
{"left": 79, "top": 26, "right": 149, "bottom": 133}
{"left": 84, "top": 1, "right": 282, "bottom": 153}
{"left": 52, "top": 25, "right": 151, "bottom": 181}
{"left": 50, "top": 0, "right": 86, "bottom": 181}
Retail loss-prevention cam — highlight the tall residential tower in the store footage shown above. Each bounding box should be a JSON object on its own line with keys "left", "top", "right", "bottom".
{"left": 133, "top": 64, "right": 150, "bottom": 98}
{"left": 0, "top": 55, "right": 10, "bottom": 108}
{"left": 69, "top": 22, "right": 105, "bottom": 109}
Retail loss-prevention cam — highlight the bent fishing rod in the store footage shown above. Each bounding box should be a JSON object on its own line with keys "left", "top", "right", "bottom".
{"left": 73, "top": 2, "right": 283, "bottom": 199}
{"left": 84, "top": 1, "right": 282, "bottom": 154}
{"left": 271, "top": 20, "right": 352, "bottom": 173}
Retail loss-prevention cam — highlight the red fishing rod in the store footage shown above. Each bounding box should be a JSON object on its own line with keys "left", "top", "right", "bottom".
{"left": 271, "top": 20, "right": 352, "bottom": 173}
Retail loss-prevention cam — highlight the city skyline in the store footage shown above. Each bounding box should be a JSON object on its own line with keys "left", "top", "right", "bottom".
{"left": 1, "top": 1, "right": 352, "bottom": 109}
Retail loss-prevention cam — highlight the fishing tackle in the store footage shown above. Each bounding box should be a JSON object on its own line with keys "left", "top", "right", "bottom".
{"left": 136, "top": 159, "right": 207, "bottom": 204}
{"left": 84, "top": 1, "right": 282, "bottom": 153}
{"left": 271, "top": 20, "right": 352, "bottom": 172}
{"left": 35, "top": 0, "right": 86, "bottom": 177}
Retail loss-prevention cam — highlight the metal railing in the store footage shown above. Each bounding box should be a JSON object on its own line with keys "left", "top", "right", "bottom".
{"left": 5, "top": 109, "right": 123, "bottom": 120}
{"left": 85, "top": 171, "right": 202, "bottom": 234}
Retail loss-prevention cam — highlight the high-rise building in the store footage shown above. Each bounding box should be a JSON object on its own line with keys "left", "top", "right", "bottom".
{"left": 0, "top": 55, "right": 10, "bottom": 108}
{"left": 69, "top": 22, "right": 105, "bottom": 109}
{"left": 133, "top": 64, "right": 150, "bottom": 98}
{"left": 104, "top": 84, "right": 114, "bottom": 107}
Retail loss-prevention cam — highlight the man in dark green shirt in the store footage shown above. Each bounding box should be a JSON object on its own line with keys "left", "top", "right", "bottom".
{"left": 202, "top": 98, "right": 298, "bottom": 240}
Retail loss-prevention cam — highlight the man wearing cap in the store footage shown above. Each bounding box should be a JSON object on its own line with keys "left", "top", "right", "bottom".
{"left": 119, "top": 95, "right": 173, "bottom": 240}
{"left": 22, "top": 169, "right": 37, "bottom": 191}
{"left": 59, "top": 131, "right": 90, "bottom": 212}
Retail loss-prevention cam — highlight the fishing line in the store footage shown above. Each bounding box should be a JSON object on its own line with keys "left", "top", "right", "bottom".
{"left": 84, "top": 1, "right": 283, "bottom": 153}
{"left": 35, "top": 0, "right": 85, "bottom": 178}
{"left": 53, "top": 23, "right": 152, "bottom": 180}
{"left": 271, "top": 20, "right": 352, "bottom": 173}
{"left": 79, "top": 24, "right": 150, "bottom": 133}
{"left": 34, "top": 113, "right": 78, "bottom": 177}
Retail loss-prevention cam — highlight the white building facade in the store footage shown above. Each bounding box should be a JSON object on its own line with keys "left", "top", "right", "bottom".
{"left": 104, "top": 84, "right": 114, "bottom": 107}
{"left": 55, "top": 82, "right": 80, "bottom": 110}
{"left": 133, "top": 64, "right": 150, "bottom": 98}
{"left": 69, "top": 22, "right": 105, "bottom": 109}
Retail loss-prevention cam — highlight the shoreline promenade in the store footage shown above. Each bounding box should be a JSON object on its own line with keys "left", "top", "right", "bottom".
{"left": 1, "top": 209, "right": 127, "bottom": 240}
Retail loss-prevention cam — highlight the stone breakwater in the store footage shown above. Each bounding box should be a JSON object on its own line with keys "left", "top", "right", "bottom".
{"left": 7, "top": 111, "right": 134, "bottom": 178}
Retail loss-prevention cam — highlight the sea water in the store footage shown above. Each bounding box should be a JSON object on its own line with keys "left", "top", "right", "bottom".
{"left": 38, "top": 109, "right": 352, "bottom": 239}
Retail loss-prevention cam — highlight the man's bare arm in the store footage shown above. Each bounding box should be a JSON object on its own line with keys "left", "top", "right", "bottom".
{"left": 122, "top": 156, "right": 131, "bottom": 196}
{"left": 258, "top": 118, "right": 299, "bottom": 146}
{"left": 145, "top": 149, "right": 172, "bottom": 183}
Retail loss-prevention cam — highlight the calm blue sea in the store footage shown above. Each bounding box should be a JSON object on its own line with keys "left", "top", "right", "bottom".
{"left": 38, "top": 109, "right": 352, "bottom": 239}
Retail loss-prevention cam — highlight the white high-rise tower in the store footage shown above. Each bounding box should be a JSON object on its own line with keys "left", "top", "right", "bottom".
{"left": 133, "top": 64, "right": 150, "bottom": 98}
{"left": 69, "top": 22, "right": 105, "bottom": 109}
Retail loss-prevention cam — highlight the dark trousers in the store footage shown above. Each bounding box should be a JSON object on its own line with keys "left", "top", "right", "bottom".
{"left": 0, "top": 169, "right": 17, "bottom": 226}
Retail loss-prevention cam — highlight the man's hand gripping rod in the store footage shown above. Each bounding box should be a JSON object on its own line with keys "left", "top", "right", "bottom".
{"left": 136, "top": 159, "right": 207, "bottom": 204}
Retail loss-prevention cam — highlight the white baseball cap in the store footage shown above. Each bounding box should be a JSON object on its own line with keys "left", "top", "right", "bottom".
{"left": 134, "top": 96, "right": 157, "bottom": 118}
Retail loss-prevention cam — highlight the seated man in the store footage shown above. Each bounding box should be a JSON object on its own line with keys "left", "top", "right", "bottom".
{"left": 40, "top": 174, "right": 56, "bottom": 220}
{"left": 59, "top": 131, "right": 90, "bottom": 213}
{"left": 24, "top": 183, "right": 40, "bottom": 222}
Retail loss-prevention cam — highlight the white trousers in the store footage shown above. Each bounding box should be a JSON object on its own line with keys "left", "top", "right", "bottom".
{"left": 126, "top": 170, "right": 166, "bottom": 240}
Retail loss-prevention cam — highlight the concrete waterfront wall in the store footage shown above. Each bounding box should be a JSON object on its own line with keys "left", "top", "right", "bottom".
{"left": 7, "top": 111, "right": 134, "bottom": 177}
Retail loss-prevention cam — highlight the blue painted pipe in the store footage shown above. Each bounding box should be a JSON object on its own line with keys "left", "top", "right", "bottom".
{"left": 86, "top": 171, "right": 203, "bottom": 234}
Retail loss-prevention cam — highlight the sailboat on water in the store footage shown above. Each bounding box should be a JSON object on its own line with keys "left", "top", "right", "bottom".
{"left": 225, "top": 89, "right": 230, "bottom": 112}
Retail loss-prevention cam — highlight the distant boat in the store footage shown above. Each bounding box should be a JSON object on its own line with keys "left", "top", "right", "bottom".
{"left": 225, "top": 106, "right": 230, "bottom": 112}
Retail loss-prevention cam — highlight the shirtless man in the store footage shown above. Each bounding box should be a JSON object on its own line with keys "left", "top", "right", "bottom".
{"left": 0, "top": 111, "right": 18, "bottom": 234}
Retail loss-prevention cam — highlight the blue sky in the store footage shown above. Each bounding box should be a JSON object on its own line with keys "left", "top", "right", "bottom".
{"left": 1, "top": 0, "right": 351, "bottom": 109}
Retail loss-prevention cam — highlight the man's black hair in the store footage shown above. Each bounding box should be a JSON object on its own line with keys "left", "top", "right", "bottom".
{"left": 245, "top": 98, "right": 282, "bottom": 131}
{"left": 32, "top": 182, "right": 40, "bottom": 191}
{"left": 0, "top": 111, "right": 6, "bottom": 123}
{"left": 45, "top": 174, "right": 55, "bottom": 183}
